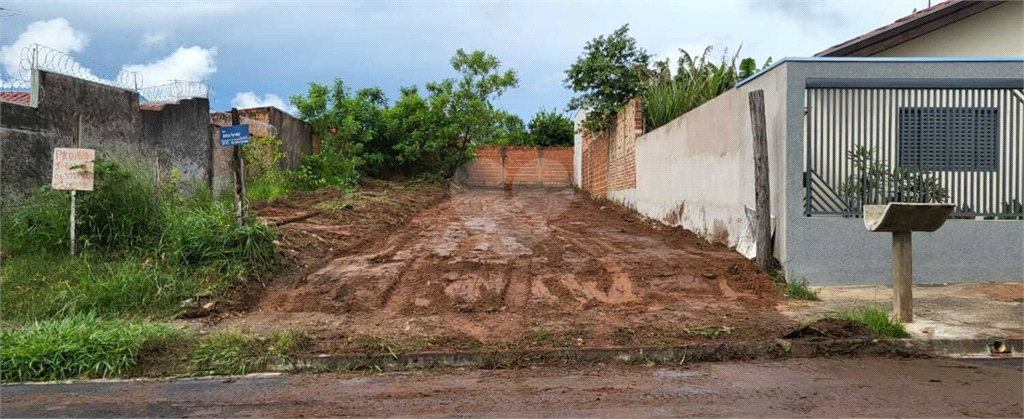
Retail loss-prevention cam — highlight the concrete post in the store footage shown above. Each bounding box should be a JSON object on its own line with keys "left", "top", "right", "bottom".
{"left": 892, "top": 231, "right": 913, "bottom": 322}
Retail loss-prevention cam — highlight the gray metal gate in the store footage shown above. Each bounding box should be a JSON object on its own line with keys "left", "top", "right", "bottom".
{"left": 804, "top": 87, "right": 1024, "bottom": 218}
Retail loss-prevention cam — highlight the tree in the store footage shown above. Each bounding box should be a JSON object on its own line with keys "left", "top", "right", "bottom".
{"left": 528, "top": 109, "right": 574, "bottom": 147}
{"left": 563, "top": 24, "right": 651, "bottom": 133}
{"left": 394, "top": 48, "right": 519, "bottom": 176}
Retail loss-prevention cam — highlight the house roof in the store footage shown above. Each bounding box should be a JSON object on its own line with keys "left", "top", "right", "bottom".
{"left": 815, "top": 0, "right": 1005, "bottom": 57}
{"left": 0, "top": 91, "right": 31, "bottom": 106}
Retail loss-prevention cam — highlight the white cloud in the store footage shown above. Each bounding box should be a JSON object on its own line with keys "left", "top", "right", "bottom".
{"left": 141, "top": 31, "right": 170, "bottom": 49}
{"left": 0, "top": 18, "right": 89, "bottom": 78}
{"left": 231, "top": 91, "right": 297, "bottom": 114}
{"left": 123, "top": 46, "right": 217, "bottom": 87}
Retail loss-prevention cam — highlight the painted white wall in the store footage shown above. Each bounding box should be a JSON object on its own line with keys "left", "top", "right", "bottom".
{"left": 630, "top": 64, "right": 788, "bottom": 260}
{"left": 572, "top": 109, "right": 587, "bottom": 187}
{"left": 874, "top": 1, "right": 1024, "bottom": 58}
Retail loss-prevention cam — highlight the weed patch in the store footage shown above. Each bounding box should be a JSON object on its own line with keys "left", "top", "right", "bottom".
{"left": 188, "top": 330, "right": 308, "bottom": 376}
{"left": 0, "top": 314, "right": 183, "bottom": 383}
{"left": 785, "top": 278, "right": 819, "bottom": 301}
{"left": 831, "top": 307, "right": 909, "bottom": 339}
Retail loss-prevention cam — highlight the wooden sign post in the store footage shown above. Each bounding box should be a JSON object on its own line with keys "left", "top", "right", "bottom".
{"left": 52, "top": 147, "right": 95, "bottom": 255}
{"left": 219, "top": 108, "right": 250, "bottom": 225}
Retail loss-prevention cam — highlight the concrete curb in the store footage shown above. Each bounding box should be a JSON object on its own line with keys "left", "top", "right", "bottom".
{"left": 271, "top": 337, "right": 1022, "bottom": 372}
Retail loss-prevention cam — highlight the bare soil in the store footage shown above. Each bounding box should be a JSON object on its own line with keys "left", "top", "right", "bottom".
{"left": 213, "top": 183, "right": 793, "bottom": 353}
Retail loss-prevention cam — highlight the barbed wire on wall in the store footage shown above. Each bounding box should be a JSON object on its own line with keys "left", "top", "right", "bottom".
{"left": 19, "top": 43, "right": 142, "bottom": 90}
{"left": 211, "top": 112, "right": 280, "bottom": 138}
{"left": 139, "top": 80, "right": 212, "bottom": 104}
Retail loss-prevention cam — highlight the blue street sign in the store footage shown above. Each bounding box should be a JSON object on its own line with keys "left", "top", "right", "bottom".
{"left": 219, "top": 124, "right": 250, "bottom": 146}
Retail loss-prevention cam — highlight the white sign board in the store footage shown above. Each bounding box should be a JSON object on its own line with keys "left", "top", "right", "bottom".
{"left": 51, "top": 148, "right": 95, "bottom": 191}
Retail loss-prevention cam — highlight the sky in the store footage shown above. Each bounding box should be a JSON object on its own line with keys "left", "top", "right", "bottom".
{"left": 0, "top": 1, "right": 932, "bottom": 119}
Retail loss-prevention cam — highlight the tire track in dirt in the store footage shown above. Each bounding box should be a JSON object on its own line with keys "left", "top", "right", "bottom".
{"left": 223, "top": 186, "right": 792, "bottom": 350}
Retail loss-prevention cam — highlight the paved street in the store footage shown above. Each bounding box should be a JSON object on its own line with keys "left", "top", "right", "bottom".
{"left": 3, "top": 357, "right": 1021, "bottom": 418}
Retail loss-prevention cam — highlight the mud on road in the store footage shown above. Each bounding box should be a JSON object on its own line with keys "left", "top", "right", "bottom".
{"left": 5, "top": 358, "right": 1021, "bottom": 418}
{"left": 218, "top": 184, "right": 792, "bottom": 352}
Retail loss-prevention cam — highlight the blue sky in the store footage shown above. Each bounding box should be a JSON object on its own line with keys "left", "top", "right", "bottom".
{"left": 0, "top": 1, "right": 929, "bottom": 119}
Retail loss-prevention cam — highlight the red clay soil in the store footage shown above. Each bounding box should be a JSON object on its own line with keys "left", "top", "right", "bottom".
{"left": 216, "top": 184, "right": 793, "bottom": 353}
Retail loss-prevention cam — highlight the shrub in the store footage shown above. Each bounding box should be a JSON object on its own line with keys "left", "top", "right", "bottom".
{"left": 243, "top": 134, "right": 286, "bottom": 179}
{"left": 0, "top": 314, "right": 183, "bottom": 382}
{"left": 291, "top": 146, "right": 360, "bottom": 191}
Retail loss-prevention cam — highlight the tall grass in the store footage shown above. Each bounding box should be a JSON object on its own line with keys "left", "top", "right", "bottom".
{"left": 0, "top": 314, "right": 183, "bottom": 382}
{"left": 188, "top": 329, "right": 308, "bottom": 375}
{"left": 0, "top": 159, "right": 278, "bottom": 323}
{"left": 833, "top": 307, "right": 910, "bottom": 339}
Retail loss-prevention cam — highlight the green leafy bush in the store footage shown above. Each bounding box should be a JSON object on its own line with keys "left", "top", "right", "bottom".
{"left": 76, "top": 160, "right": 162, "bottom": 251}
{"left": 246, "top": 169, "right": 291, "bottom": 202}
{"left": 839, "top": 146, "right": 948, "bottom": 209}
{"left": 0, "top": 314, "right": 183, "bottom": 382}
{"left": 290, "top": 146, "right": 360, "bottom": 190}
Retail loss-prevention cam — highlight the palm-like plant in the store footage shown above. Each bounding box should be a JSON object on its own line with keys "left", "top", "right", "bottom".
{"left": 642, "top": 45, "right": 771, "bottom": 131}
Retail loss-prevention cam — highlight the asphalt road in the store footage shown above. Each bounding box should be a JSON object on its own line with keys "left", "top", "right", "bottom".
{"left": 3, "top": 357, "right": 1022, "bottom": 418}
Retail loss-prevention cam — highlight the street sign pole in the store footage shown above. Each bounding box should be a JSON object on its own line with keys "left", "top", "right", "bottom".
{"left": 231, "top": 108, "right": 246, "bottom": 225}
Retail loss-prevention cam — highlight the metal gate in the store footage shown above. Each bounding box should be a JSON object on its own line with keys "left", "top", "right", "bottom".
{"left": 804, "top": 87, "right": 1024, "bottom": 218}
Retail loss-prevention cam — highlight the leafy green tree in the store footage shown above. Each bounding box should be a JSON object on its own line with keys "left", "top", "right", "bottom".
{"left": 493, "top": 110, "right": 530, "bottom": 146}
{"left": 394, "top": 48, "right": 519, "bottom": 176}
{"left": 527, "top": 109, "right": 574, "bottom": 147}
{"left": 563, "top": 24, "right": 651, "bottom": 133}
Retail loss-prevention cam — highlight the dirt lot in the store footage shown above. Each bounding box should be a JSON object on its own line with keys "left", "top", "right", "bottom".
{"left": 214, "top": 183, "right": 793, "bottom": 353}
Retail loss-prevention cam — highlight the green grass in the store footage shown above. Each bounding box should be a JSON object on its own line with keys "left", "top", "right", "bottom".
{"left": 1, "top": 254, "right": 209, "bottom": 321}
{"left": 0, "top": 314, "right": 183, "bottom": 382}
{"left": 246, "top": 170, "right": 291, "bottom": 202}
{"left": 832, "top": 307, "right": 910, "bottom": 339}
{"left": 785, "top": 278, "right": 819, "bottom": 301}
{"left": 1, "top": 160, "right": 278, "bottom": 323}
{"left": 188, "top": 330, "right": 308, "bottom": 375}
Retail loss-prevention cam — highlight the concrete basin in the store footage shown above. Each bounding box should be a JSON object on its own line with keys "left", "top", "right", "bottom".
{"left": 863, "top": 202, "right": 955, "bottom": 323}
{"left": 864, "top": 203, "right": 955, "bottom": 232}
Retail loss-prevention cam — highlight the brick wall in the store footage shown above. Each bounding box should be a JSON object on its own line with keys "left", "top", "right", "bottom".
{"left": 580, "top": 98, "right": 643, "bottom": 198}
{"left": 460, "top": 146, "right": 573, "bottom": 186}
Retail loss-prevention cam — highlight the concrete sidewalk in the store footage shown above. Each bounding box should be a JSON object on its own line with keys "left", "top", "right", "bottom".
{"left": 780, "top": 282, "right": 1023, "bottom": 342}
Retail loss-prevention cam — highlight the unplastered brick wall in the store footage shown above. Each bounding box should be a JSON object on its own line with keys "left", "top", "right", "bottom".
{"left": 580, "top": 98, "right": 643, "bottom": 199}
{"left": 460, "top": 146, "right": 573, "bottom": 186}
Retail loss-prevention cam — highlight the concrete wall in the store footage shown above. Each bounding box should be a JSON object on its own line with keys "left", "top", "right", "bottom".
{"left": 874, "top": 1, "right": 1024, "bottom": 58}
{"left": 572, "top": 110, "right": 586, "bottom": 187}
{"left": 624, "top": 67, "right": 788, "bottom": 258}
{"left": 781, "top": 60, "right": 1024, "bottom": 285}
{"left": 460, "top": 146, "right": 574, "bottom": 187}
{"left": 2, "top": 70, "right": 211, "bottom": 200}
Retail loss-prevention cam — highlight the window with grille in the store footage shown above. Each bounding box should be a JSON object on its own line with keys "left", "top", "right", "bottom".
{"left": 898, "top": 107, "right": 998, "bottom": 171}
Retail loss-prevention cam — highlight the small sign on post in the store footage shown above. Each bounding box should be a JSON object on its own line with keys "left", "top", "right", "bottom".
{"left": 222, "top": 110, "right": 248, "bottom": 225}
{"left": 219, "top": 124, "right": 250, "bottom": 147}
{"left": 52, "top": 147, "right": 95, "bottom": 255}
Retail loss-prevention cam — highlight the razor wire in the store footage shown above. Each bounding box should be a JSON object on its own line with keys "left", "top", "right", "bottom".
{"left": 139, "top": 80, "right": 212, "bottom": 104}
{"left": 19, "top": 43, "right": 142, "bottom": 90}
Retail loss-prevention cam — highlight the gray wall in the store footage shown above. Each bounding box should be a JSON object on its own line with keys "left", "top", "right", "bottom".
{"left": 780, "top": 59, "right": 1024, "bottom": 285}
{"left": 1, "top": 70, "right": 211, "bottom": 200}
{"left": 267, "top": 107, "right": 314, "bottom": 170}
